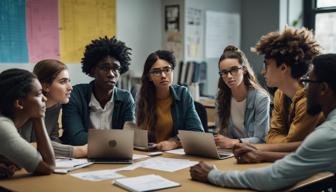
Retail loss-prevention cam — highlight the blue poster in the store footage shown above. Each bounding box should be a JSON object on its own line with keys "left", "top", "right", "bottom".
{"left": 0, "top": 0, "right": 28, "bottom": 63}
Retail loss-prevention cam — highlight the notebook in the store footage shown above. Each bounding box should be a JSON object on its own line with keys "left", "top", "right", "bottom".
{"left": 88, "top": 129, "right": 134, "bottom": 163}
{"left": 123, "top": 121, "right": 156, "bottom": 151}
{"left": 114, "top": 174, "right": 180, "bottom": 192}
{"left": 54, "top": 158, "right": 93, "bottom": 174}
{"left": 178, "top": 130, "right": 234, "bottom": 159}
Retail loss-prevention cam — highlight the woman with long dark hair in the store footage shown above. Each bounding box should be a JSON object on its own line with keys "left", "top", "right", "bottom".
{"left": 136, "top": 50, "right": 203, "bottom": 151}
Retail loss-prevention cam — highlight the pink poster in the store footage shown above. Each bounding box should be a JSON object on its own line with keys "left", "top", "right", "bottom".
{"left": 26, "top": 0, "right": 59, "bottom": 63}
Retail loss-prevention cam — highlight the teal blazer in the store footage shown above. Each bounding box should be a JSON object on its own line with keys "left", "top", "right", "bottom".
{"left": 61, "top": 81, "right": 135, "bottom": 145}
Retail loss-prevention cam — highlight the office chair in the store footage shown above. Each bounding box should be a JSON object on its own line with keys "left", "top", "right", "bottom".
{"left": 194, "top": 101, "right": 208, "bottom": 132}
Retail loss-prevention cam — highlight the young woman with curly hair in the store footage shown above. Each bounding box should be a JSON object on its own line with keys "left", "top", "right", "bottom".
{"left": 136, "top": 50, "right": 203, "bottom": 151}
{"left": 215, "top": 45, "right": 270, "bottom": 149}
{"left": 61, "top": 36, "right": 135, "bottom": 145}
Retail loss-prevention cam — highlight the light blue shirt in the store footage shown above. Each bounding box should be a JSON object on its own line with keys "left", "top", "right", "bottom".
{"left": 219, "top": 88, "right": 270, "bottom": 144}
{"left": 208, "top": 108, "right": 336, "bottom": 191}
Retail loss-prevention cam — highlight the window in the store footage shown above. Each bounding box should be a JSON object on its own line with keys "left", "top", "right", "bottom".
{"left": 304, "top": 0, "right": 336, "bottom": 53}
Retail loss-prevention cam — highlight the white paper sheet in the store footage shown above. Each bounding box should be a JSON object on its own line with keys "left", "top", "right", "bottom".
{"left": 137, "top": 157, "right": 198, "bottom": 172}
{"left": 54, "top": 158, "right": 93, "bottom": 174}
{"left": 165, "top": 148, "right": 186, "bottom": 155}
{"left": 71, "top": 170, "right": 124, "bottom": 181}
{"left": 132, "top": 154, "right": 149, "bottom": 160}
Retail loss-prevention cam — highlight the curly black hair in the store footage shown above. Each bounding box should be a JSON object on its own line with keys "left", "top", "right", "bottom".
{"left": 252, "top": 27, "right": 321, "bottom": 79}
{"left": 0, "top": 69, "right": 36, "bottom": 118}
{"left": 81, "top": 36, "right": 132, "bottom": 77}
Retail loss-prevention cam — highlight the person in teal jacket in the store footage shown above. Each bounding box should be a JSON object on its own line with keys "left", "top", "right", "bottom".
{"left": 136, "top": 50, "right": 204, "bottom": 151}
{"left": 61, "top": 36, "right": 135, "bottom": 145}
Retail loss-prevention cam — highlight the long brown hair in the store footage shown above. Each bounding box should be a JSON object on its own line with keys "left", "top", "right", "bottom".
{"left": 136, "top": 50, "right": 176, "bottom": 132}
{"left": 217, "top": 45, "right": 265, "bottom": 134}
{"left": 33, "top": 59, "right": 67, "bottom": 95}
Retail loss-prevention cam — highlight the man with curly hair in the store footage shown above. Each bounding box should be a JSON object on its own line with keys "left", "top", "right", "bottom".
{"left": 190, "top": 53, "right": 336, "bottom": 191}
{"left": 230, "top": 27, "right": 325, "bottom": 164}
{"left": 61, "top": 36, "right": 135, "bottom": 145}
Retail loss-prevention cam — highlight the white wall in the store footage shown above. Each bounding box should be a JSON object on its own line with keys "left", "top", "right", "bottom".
{"left": 186, "top": 0, "right": 241, "bottom": 96}
{"left": 0, "top": 0, "right": 162, "bottom": 86}
{"left": 241, "top": 0, "right": 280, "bottom": 88}
{"left": 117, "top": 0, "right": 162, "bottom": 78}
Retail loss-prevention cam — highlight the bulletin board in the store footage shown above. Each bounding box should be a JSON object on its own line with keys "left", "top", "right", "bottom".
{"left": 0, "top": 0, "right": 116, "bottom": 64}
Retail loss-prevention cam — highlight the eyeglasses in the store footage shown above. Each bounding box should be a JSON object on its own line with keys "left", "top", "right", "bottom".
{"left": 97, "top": 64, "right": 121, "bottom": 75}
{"left": 300, "top": 78, "right": 323, "bottom": 88}
{"left": 149, "top": 67, "right": 173, "bottom": 77}
{"left": 219, "top": 66, "right": 242, "bottom": 77}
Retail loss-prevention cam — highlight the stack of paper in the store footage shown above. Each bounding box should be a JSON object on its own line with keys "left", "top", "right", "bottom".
{"left": 55, "top": 158, "right": 93, "bottom": 174}
{"left": 114, "top": 174, "right": 180, "bottom": 192}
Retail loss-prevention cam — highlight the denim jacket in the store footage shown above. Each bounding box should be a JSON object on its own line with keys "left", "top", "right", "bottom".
{"left": 219, "top": 88, "right": 270, "bottom": 143}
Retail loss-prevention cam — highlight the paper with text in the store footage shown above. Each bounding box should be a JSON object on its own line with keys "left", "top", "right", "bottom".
{"left": 114, "top": 174, "right": 180, "bottom": 192}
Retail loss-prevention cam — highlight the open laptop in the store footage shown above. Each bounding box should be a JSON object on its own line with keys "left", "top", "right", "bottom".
{"left": 123, "top": 121, "right": 156, "bottom": 151}
{"left": 178, "top": 130, "right": 234, "bottom": 159}
{"left": 88, "top": 129, "right": 134, "bottom": 163}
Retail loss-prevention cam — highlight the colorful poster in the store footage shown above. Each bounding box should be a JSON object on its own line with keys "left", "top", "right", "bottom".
{"left": 26, "top": 0, "right": 59, "bottom": 63}
{"left": 59, "top": 0, "right": 116, "bottom": 63}
{"left": 0, "top": 0, "right": 28, "bottom": 63}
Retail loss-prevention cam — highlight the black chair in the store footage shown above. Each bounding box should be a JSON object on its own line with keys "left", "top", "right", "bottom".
{"left": 289, "top": 174, "right": 336, "bottom": 192}
{"left": 194, "top": 101, "right": 208, "bottom": 132}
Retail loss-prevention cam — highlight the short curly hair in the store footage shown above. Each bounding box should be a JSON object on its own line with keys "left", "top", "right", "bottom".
{"left": 252, "top": 27, "right": 321, "bottom": 79}
{"left": 81, "top": 36, "right": 132, "bottom": 77}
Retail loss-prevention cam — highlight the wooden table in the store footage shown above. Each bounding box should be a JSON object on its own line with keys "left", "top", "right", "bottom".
{"left": 0, "top": 152, "right": 332, "bottom": 192}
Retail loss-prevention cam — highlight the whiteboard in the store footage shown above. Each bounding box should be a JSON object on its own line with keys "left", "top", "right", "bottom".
{"left": 205, "top": 11, "right": 240, "bottom": 59}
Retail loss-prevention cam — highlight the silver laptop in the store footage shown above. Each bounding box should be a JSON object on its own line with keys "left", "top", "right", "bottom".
{"left": 88, "top": 129, "right": 134, "bottom": 163}
{"left": 123, "top": 121, "right": 156, "bottom": 151}
{"left": 178, "top": 130, "right": 233, "bottom": 159}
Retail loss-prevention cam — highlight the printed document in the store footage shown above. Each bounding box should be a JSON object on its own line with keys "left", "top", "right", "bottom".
{"left": 114, "top": 174, "right": 180, "bottom": 192}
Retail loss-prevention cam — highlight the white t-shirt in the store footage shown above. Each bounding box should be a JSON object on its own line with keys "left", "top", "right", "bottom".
{"left": 89, "top": 93, "right": 114, "bottom": 129}
{"left": 0, "top": 116, "right": 42, "bottom": 173}
{"left": 230, "top": 97, "right": 246, "bottom": 136}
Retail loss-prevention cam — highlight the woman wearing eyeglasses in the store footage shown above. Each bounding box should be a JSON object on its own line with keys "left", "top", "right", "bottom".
{"left": 215, "top": 45, "right": 270, "bottom": 149}
{"left": 136, "top": 50, "right": 204, "bottom": 151}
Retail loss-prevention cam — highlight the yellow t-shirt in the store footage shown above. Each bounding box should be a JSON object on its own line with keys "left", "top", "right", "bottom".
{"left": 154, "top": 96, "right": 173, "bottom": 142}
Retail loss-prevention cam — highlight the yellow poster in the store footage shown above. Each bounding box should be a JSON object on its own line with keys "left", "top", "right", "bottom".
{"left": 59, "top": 0, "right": 116, "bottom": 63}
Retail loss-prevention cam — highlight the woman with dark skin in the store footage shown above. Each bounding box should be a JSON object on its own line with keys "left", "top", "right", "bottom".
{"left": 0, "top": 69, "right": 55, "bottom": 178}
